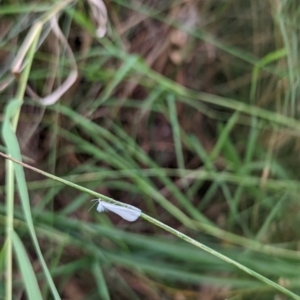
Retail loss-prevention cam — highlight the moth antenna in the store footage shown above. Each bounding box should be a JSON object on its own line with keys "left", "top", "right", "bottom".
{"left": 90, "top": 198, "right": 100, "bottom": 202}
{"left": 88, "top": 199, "right": 99, "bottom": 212}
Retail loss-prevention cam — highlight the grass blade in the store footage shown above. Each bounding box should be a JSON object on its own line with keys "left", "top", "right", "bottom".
{"left": 2, "top": 99, "right": 60, "bottom": 299}
{"left": 12, "top": 230, "right": 43, "bottom": 300}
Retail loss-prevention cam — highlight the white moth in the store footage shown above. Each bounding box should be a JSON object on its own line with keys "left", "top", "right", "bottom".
{"left": 91, "top": 199, "right": 141, "bottom": 222}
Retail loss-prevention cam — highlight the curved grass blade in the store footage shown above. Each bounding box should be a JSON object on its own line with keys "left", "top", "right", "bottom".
{"left": 12, "top": 231, "right": 43, "bottom": 300}
{"left": 2, "top": 99, "right": 60, "bottom": 299}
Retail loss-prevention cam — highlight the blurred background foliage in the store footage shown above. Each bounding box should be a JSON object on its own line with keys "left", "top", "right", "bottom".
{"left": 1, "top": 0, "right": 300, "bottom": 299}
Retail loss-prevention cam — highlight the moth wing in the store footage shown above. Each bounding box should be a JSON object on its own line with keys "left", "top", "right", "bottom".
{"left": 123, "top": 203, "right": 142, "bottom": 212}
{"left": 102, "top": 202, "right": 141, "bottom": 222}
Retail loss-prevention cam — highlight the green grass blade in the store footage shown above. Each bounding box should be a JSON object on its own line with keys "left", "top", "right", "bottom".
{"left": 89, "top": 55, "right": 139, "bottom": 111}
{"left": 12, "top": 230, "right": 43, "bottom": 300}
{"left": 2, "top": 99, "right": 60, "bottom": 300}
{"left": 210, "top": 111, "right": 240, "bottom": 161}
{"left": 92, "top": 261, "right": 111, "bottom": 300}
{"left": 0, "top": 240, "right": 7, "bottom": 276}
{"left": 167, "top": 94, "right": 186, "bottom": 173}
{"left": 250, "top": 48, "right": 286, "bottom": 103}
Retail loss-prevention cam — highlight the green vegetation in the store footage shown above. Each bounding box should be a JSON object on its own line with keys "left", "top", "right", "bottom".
{"left": 1, "top": 1, "right": 300, "bottom": 299}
